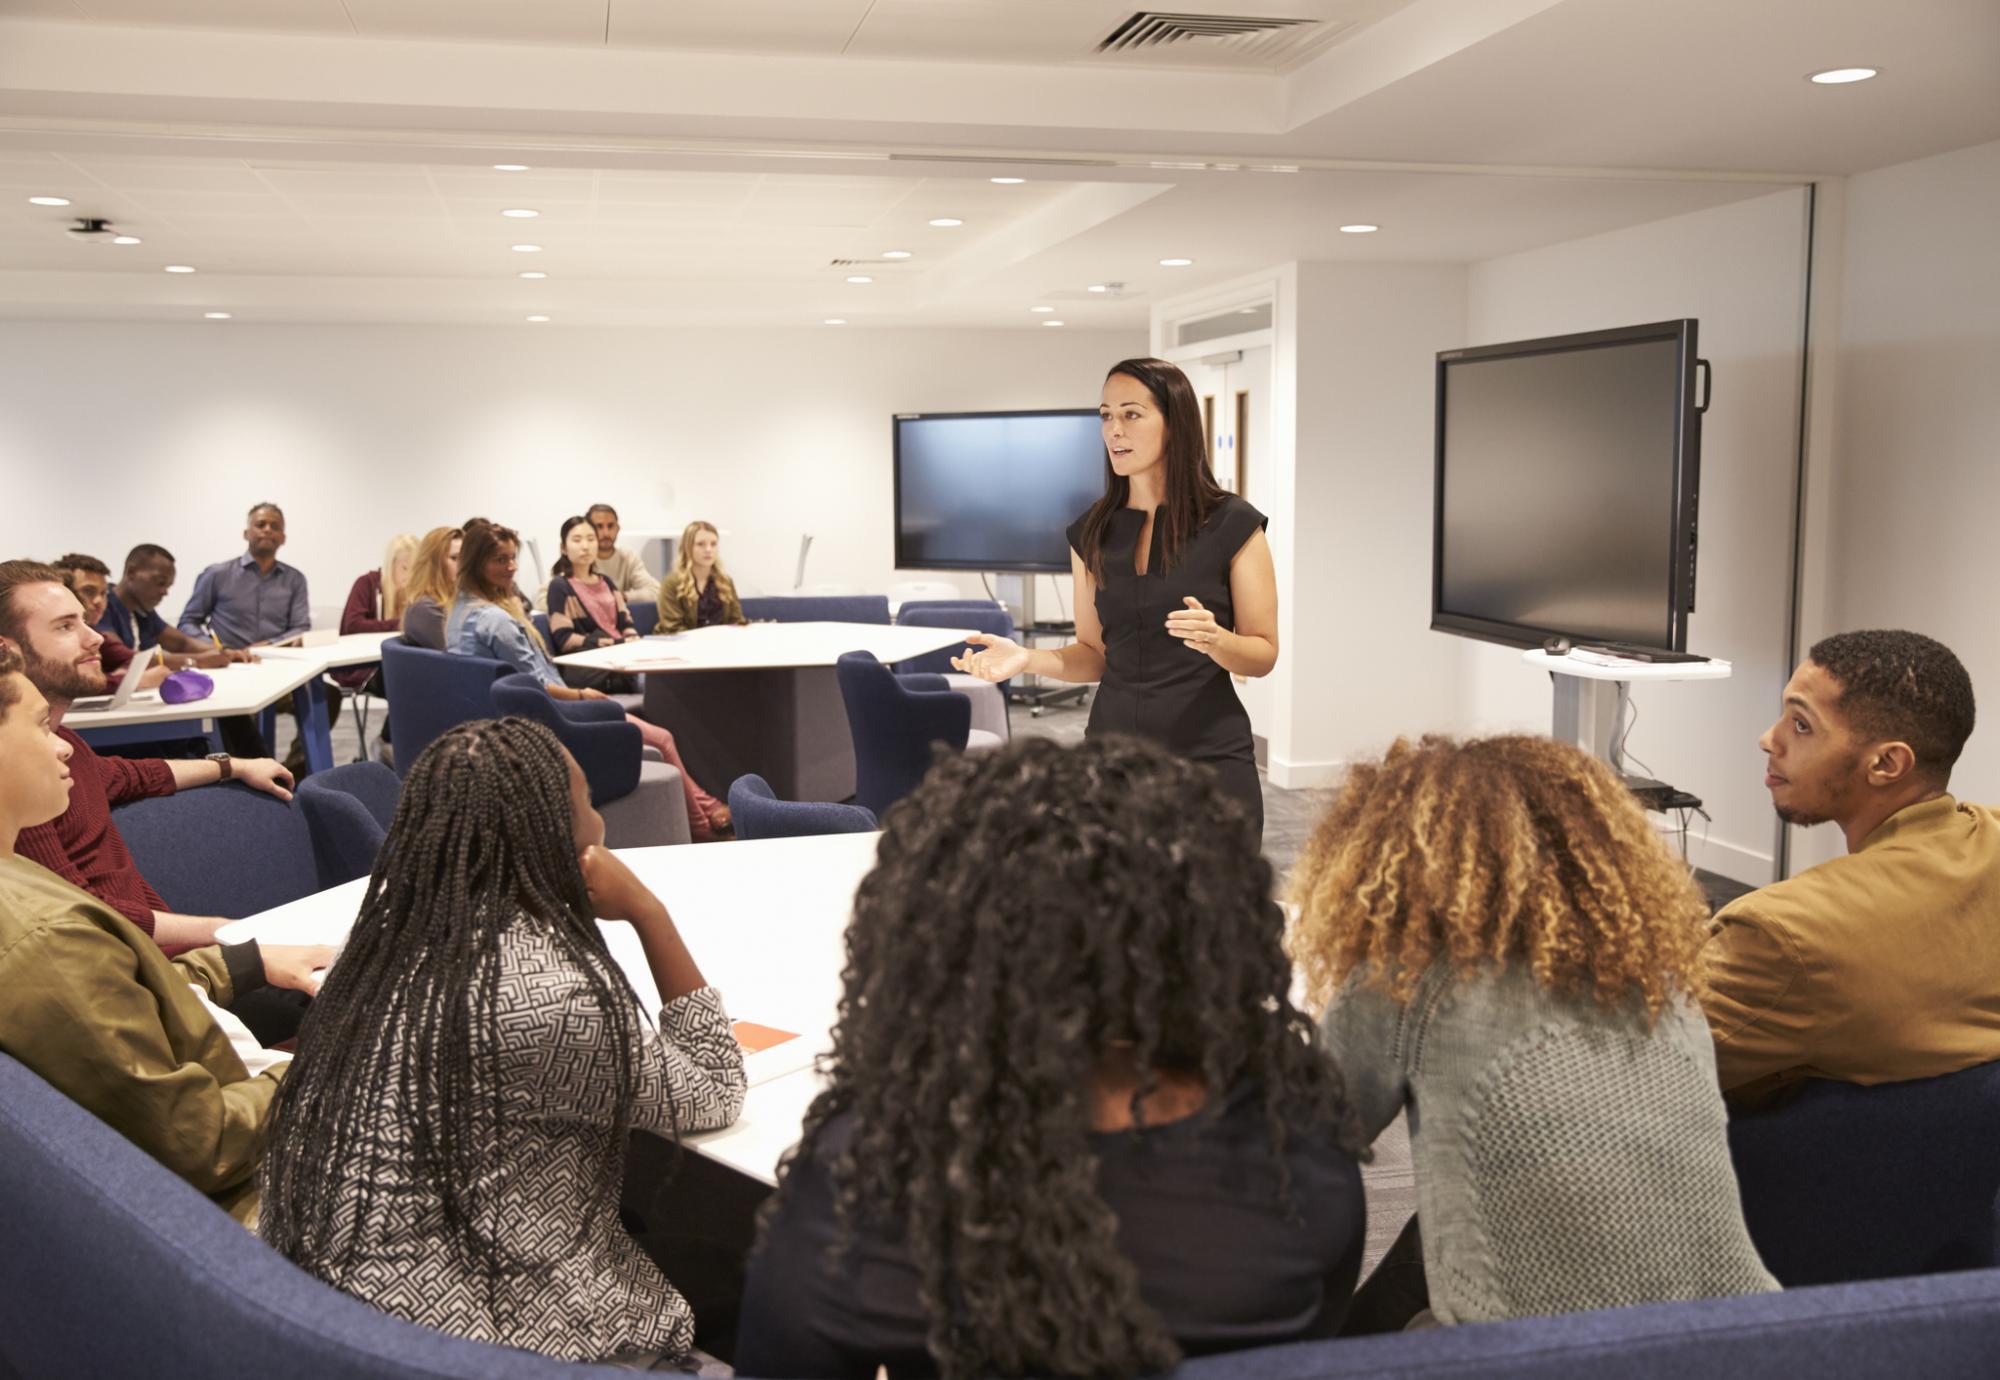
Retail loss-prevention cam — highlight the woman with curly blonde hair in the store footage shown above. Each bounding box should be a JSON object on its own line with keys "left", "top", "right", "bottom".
{"left": 1288, "top": 734, "right": 1773, "bottom": 1332}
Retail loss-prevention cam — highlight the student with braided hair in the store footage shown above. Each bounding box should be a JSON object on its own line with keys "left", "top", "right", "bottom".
{"left": 258, "top": 717, "right": 746, "bottom": 1366}
{"left": 738, "top": 735, "right": 1366, "bottom": 1380}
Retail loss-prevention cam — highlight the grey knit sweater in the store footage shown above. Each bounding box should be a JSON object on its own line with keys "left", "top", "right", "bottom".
{"left": 1320, "top": 961, "right": 1777, "bottom": 1323}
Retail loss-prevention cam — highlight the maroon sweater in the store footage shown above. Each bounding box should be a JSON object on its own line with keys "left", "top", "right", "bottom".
{"left": 14, "top": 727, "right": 175, "bottom": 941}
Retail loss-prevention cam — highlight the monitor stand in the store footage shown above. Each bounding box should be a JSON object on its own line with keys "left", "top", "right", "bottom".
{"left": 1521, "top": 648, "right": 1733, "bottom": 765}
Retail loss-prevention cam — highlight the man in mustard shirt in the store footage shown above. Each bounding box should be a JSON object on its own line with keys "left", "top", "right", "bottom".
{"left": 1702, "top": 630, "right": 1999, "bottom": 1107}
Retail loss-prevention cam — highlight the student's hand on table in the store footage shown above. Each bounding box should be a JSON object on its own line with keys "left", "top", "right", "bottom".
{"left": 225, "top": 646, "right": 257, "bottom": 664}
{"left": 180, "top": 648, "right": 234, "bottom": 670}
{"left": 233, "top": 758, "right": 297, "bottom": 801}
{"left": 1165, "top": 596, "right": 1223, "bottom": 657}
{"left": 580, "top": 844, "right": 668, "bottom": 927}
{"left": 139, "top": 663, "right": 170, "bottom": 690}
{"left": 952, "top": 632, "right": 1030, "bottom": 682}
{"left": 262, "top": 944, "right": 337, "bottom": 995}
{"left": 579, "top": 687, "right": 611, "bottom": 701}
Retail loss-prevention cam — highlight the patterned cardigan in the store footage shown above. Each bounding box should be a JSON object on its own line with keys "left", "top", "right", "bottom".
{"left": 286, "top": 919, "right": 748, "bottom": 1364}
{"left": 545, "top": 574, "right": 637, "bottom": 656}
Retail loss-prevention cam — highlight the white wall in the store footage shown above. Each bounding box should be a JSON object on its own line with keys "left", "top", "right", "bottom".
{"left": 1823, "top": 136, "right": 2000, "bottom": 810}
{"left": 1461, "top": 188, "right": 1812, "bottom": 885}
{"left": 0, "top": 322, "right": 1144, "bottom": 620}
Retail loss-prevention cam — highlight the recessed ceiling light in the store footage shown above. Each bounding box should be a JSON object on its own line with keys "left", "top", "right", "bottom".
{"left": 1087, "top": 284, "right": 1109, "bottom": 293}
{"left": 519, "top": 270, "right": 547, "bottom": 279}
{"left": 28, "top": 196, "right": 72, "bottom": 207}
{"left": 112, "top": 235, "right": 142, "bottom": 245}
{"left": 203, "top": 312, "right": 232, "bottom": 320}
{"left": 1043, "top": 320, "right": 1066, "bottom": 328}
{"left": 511, "top": 244, "right": 542, "bottom": 253}
{"left": 164, "top": 264, "right": 196, "bottom": 274}
{"left": 881, "top": 250, "right": 912, "bottom": 259}
{"left": 928, "top": 217, "right": 964, "bottom": 228}
{"left": 1030, "top": 306, "right": 1055, "bottom": 313}
{"left": 1159, "top": 257, "right": 1193, "bottom": 267}
{"left": 846, "top": 275, "right": 874, "bottom": 284}
{"left": 493, "top": 164, "right": 530, "bottom": 172}
{"left": 1809, "top": 67, "right": 1878, "bottom": 84}
{"left": 526, "top": 315, "right": 550, "bottom": 323}
{"left": 501, "top": 208, "right": 539, "bottom": 218}
{"left": 990, "top": 177, "right": 1026, "bottom": 185}
{"left": 1339, "top": 224, "right": 1380, "bottom": 234}
{"left": 823, "top": 318, "right": 848, "bottom": 326}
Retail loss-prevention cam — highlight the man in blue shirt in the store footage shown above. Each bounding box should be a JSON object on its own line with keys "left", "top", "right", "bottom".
{"left": 177, "top": 505, "right": 311, "bottom": 650}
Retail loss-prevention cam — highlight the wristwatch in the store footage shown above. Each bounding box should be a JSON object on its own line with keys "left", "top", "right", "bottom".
{"left": 206, "top": 752, "right": 234, "bottom": 781}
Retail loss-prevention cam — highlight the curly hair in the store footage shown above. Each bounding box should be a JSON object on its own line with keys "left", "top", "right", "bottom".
{"left": 767, "top": 734, "right": 1359, "bottom": 1380}
{"left": 1287, "top": 734, "right": 1709, "bottom": 1020}
{"left": 1809, "top": 629, "right": 1976, "bottom": 781}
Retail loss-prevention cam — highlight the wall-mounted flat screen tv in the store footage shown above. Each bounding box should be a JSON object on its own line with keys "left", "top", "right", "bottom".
{"left": 893, "top": 409, "right": 1106, "bottom": 574}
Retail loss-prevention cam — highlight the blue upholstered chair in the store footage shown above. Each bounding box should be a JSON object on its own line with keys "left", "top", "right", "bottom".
{"left": 894, "top": 602, "right": 1016, "bottom": 741}
{"left": 488, "top": 674, "right": 691, "bottom": 848}
{"left": 739, "top": 594, "right": 891, "bottom": 625}
{"left": 628, "top": 599, "right": 658, "bottom": 636}
{"left": 1729, "top": 1060, "right": 2000, "bottom": 1286}
{"left": 379, "top": 637, "right": 512, "bottom": 778}
{"left": 296, "top": 761, "right": 401, "bottom": 886}
{"left": 835, "top": 652, "right": 1000, "bottom": 820}
{"left": 728, "top": 773, "right": 876, "bottom": 840}
{"left": 531, "top": 611, "right": 554, "bottom": 646}
{"left": 113, "top": 783, "right": 325, "bottom": 916}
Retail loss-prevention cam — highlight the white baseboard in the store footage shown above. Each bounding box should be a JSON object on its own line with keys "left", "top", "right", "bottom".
{"left": 1266, "top": 755, "right": 1345, "bottom": 791}
{"left": 1652, "top": 818, "right": 1775, "bottom": 888}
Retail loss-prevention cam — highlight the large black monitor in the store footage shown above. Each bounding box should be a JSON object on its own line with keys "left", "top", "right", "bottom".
{"left": 892, "top": 409, "right": 1106, "bottom": 573}
{"left": 1431, "top": 319, "right": 1705, "bottom": 652}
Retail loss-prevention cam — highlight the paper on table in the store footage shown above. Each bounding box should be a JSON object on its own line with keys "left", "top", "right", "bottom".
{"left": 733, "top": 1020, "right": 818, "bottom": 1087}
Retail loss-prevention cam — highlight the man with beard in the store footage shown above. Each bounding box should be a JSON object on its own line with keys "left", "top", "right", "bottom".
{"left": 1701, "top": 629, "right": 2000, "bottom": 1107}
{"left": 0, "top": 561, "right": 330, "bottom": 1042}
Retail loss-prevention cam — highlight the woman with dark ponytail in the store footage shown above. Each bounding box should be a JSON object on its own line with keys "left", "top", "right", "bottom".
{"left": 736, "top": 736, "right": 1366, "bottom": 1380}
{"left": 951, "top": 358, "right": 1278, "bottom": 837}
{"left": 258, "top": 717, "right": 745, "bottom": 1366}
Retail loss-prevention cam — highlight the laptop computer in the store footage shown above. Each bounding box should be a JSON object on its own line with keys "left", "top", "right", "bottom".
{"left": 68, "top": 645, "right": 160, "bottom": 714}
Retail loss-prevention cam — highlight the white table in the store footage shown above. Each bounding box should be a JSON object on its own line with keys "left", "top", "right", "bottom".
{"left": 255, "top": 631, "right": 395, "bottom": 671}
{"left": 219, "top": 830, "right": 882, "bottom": 1186}
{"left": 1522, "top": 649, "right": 1733, "bottom": 762}
{"left": 557, "top": 622, "right": 975, "bottom": 802}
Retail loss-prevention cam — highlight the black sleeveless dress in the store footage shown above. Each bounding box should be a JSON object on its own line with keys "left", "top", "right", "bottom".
{"left": 1066, "top": 495, "right": 1268, "bottom": 837}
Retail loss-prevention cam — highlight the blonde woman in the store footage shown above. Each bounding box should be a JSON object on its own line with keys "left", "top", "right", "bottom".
{"left": 1287, "top": 734, "right": 1774, "bottom": 1332}
{"left": 657, "top": 521, "right": 744, "bottom": 634}
{"left": 336, "top": 532, "right": 418, "bottom": 691}
{"left": 398, "top": 526, "right": 462, "bottom": 651}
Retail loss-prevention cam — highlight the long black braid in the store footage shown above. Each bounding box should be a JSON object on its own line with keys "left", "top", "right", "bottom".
{"left": 764, "top": 734, "right": 1365, "bottom": 1380}
{"left": 259, "top": 717, "right": 646, "bottom": 1313}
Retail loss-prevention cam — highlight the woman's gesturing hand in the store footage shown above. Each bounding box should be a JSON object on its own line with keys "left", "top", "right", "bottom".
{"left": 951, "top": 631, "right": 1032, "bottom": 682}
{"left": 1165, "top": 596, "right": 1225, "bottom": 658}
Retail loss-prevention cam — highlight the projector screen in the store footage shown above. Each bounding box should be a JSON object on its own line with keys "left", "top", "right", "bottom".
{"left": 893, "top": 410, "right": 1107, "bottom": 573}
{"left": 1432, "top": 320, "right": 1701, "bottom": 651}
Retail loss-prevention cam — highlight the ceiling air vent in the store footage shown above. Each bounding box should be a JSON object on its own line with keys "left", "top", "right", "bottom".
{"left": 1097, "top": 11, "right": 1324, "bottom": 64}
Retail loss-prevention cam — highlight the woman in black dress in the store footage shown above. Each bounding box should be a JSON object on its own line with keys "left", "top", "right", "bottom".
{"left": 954, "top": 357, "right": 1278, "bottom": 836}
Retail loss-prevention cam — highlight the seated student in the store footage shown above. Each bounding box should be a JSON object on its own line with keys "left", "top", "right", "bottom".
{"left": 738, "top": 736, "right": 1366, "bottom": 1380}
{"left": 0, "top": 642, "right": 311, "bottom": 1227}
{"left": 333, "top": 532, "right": 417, "bottom": 692}
{"left": 54, "top": 554, "right": 157, "bottom": 685}
{"left": 545, "top": 515, "right": 643, "bottom": 694}
{"left": 539, "top": 502, "right": 659, "bottom": 609}
{"left": 447, "top": 522, "right": 731, "bottom": 841}
{"left": 398, "top": 525, "right": 462, "bottom": 651}
{"left": 1703, "top": 630, "right": 1999, "bottom": 1108}
{"left": 259, "top": 717, "right": 746, "bottom": 1365}
{"left": 97, "top": 542, "right": 243, "bottom": 669}
{"left": 1286, "top": 734, "right": 1775, "bottom": 1332}
{"left": 657, "top": 520, "right": 746, "bottom": 634}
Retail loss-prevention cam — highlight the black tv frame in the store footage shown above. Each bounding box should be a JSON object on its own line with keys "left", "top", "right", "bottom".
{"left": 891, "top": 407, "right": 1105, "bottom": 575}
{"left": 1430, "top": 318, "right": 1705, "bottom": 653}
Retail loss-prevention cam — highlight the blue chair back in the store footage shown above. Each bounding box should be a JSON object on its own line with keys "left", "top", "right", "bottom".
{"left": 489, "top": 673, "right": 641, "bottom": 806}
{"left": 728, "top": 773, "right": 877, "bottom": 841}
{"left": 1729, "top": 1060, "right": 2000, "bottom": 1286}
{"left": 896, "top": 598, "right": 1005, "bottom": 614}
{"left": 834, "top": 652, "right": 972, "bottom": 819}
{"left": 894, "top": 604, "right": 1016, "bottom": 684}
{"left": 380, "top": 637, "right": 512, "bottom": 778}
{"left": 532, "top": 612, "right": 553, "bottom": 647}
{"left": 296, "top": 762, "right": 401, "bottom": 887}
{"left": 628, "top": 599, "right": 658, "bottom": 636}
{"left": 0, "top": 1051, "right": 630, "bottom": 1379}
{"left": 740, "top": 595, "right": 890, "bottom": 625}
{"left": 113, "top": 784, "right": 324, "bottom": 916}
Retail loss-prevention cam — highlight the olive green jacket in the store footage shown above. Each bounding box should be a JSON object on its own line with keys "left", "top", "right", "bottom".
{"left": 657, "top": 570, "right": 745, "bottom": 634}
{"left": 0, "top": 853, "right": 283, "bottom": 1225}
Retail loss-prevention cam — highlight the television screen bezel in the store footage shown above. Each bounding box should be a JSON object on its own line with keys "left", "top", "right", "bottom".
{"left": 1430, "top": 318, "right": 1701, "bottom": 653}
{"left": 891, "top": 406, "right": 1106, "bottom": 574}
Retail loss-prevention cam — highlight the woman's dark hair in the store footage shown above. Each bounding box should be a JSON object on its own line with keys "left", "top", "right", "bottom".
{"left": 549, "top": 514, "right": 593, "bottom": 580}
{"left": 258, "top": 718, "right": 650, "bottom": 1303}
{"left": 767, "top": 735, "right": 1359, "bottom": 1380}
{"left": 1073, "top": 357, "right": 1230, "bottom": 582}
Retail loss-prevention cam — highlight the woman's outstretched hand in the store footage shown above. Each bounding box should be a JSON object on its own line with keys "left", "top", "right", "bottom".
{"left": 1165, "top": 596, "right": 1224, "bottom": 657}
{"left": 951, "top": 631, "right": 1031, "bottom": 682}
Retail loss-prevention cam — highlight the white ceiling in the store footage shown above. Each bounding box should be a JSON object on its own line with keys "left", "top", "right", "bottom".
{"left": 0, "top": 0, "right": 1992, "bottom": 327}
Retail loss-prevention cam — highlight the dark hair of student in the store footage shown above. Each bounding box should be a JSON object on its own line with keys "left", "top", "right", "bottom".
{"left": 0, "top": 559, "right": 67, "bottom": 648}
{"left": 53, "top": 553, "right": 110, "bottom": 577}
{"left": 0, "top": 641, "right": 24, "bottom": 714}
{"left": 587, "top": 502, "right": 618, "bottom": 522}
{"left": 1071, "top": 357, "right": 1230, "bottom": 583}
{"left": 549, "top": 514, "right": 593, "bottom": 580}
{"left": 259, "top": 718, "right": 654, "bottom": 1300}
{"left": 1810, "top": 629, "right": 1977, "bottom": 781}
{"left": 766, "top": 734, "right": 1360, "bottom": 1380}
{"left": 122, "top": 543, "right": 175, "bottom": 571}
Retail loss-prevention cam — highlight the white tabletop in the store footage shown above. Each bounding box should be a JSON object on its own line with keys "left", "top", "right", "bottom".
{"left": 553, "top": 621, "right": 974, "bottom": 674}
{"left": 1522, "top": 649, "right": 1733, "bottom": 683}
{"left": 254, "top": 631, "right": 395, "bottom": 670}
{"left": 66, "top": 656, "right": 325, "bottom": 729}
{"left": 218, "top": 830, "right": 883, "bottom": 1185}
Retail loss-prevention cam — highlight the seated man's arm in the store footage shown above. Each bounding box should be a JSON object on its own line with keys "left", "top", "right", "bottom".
{"left": 175, "top": 567, "right": 219, "bottom": 641}
{"left": 1700, "top": 908, "right": 1817, "bottom": 1103}
{"left": 0, "top": 919, "right": 282, "bottom": 1195}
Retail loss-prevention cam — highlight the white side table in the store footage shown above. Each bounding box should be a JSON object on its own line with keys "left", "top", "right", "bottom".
{"left": 1522, "top": 649, "right": 1732, "bottom": 763}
